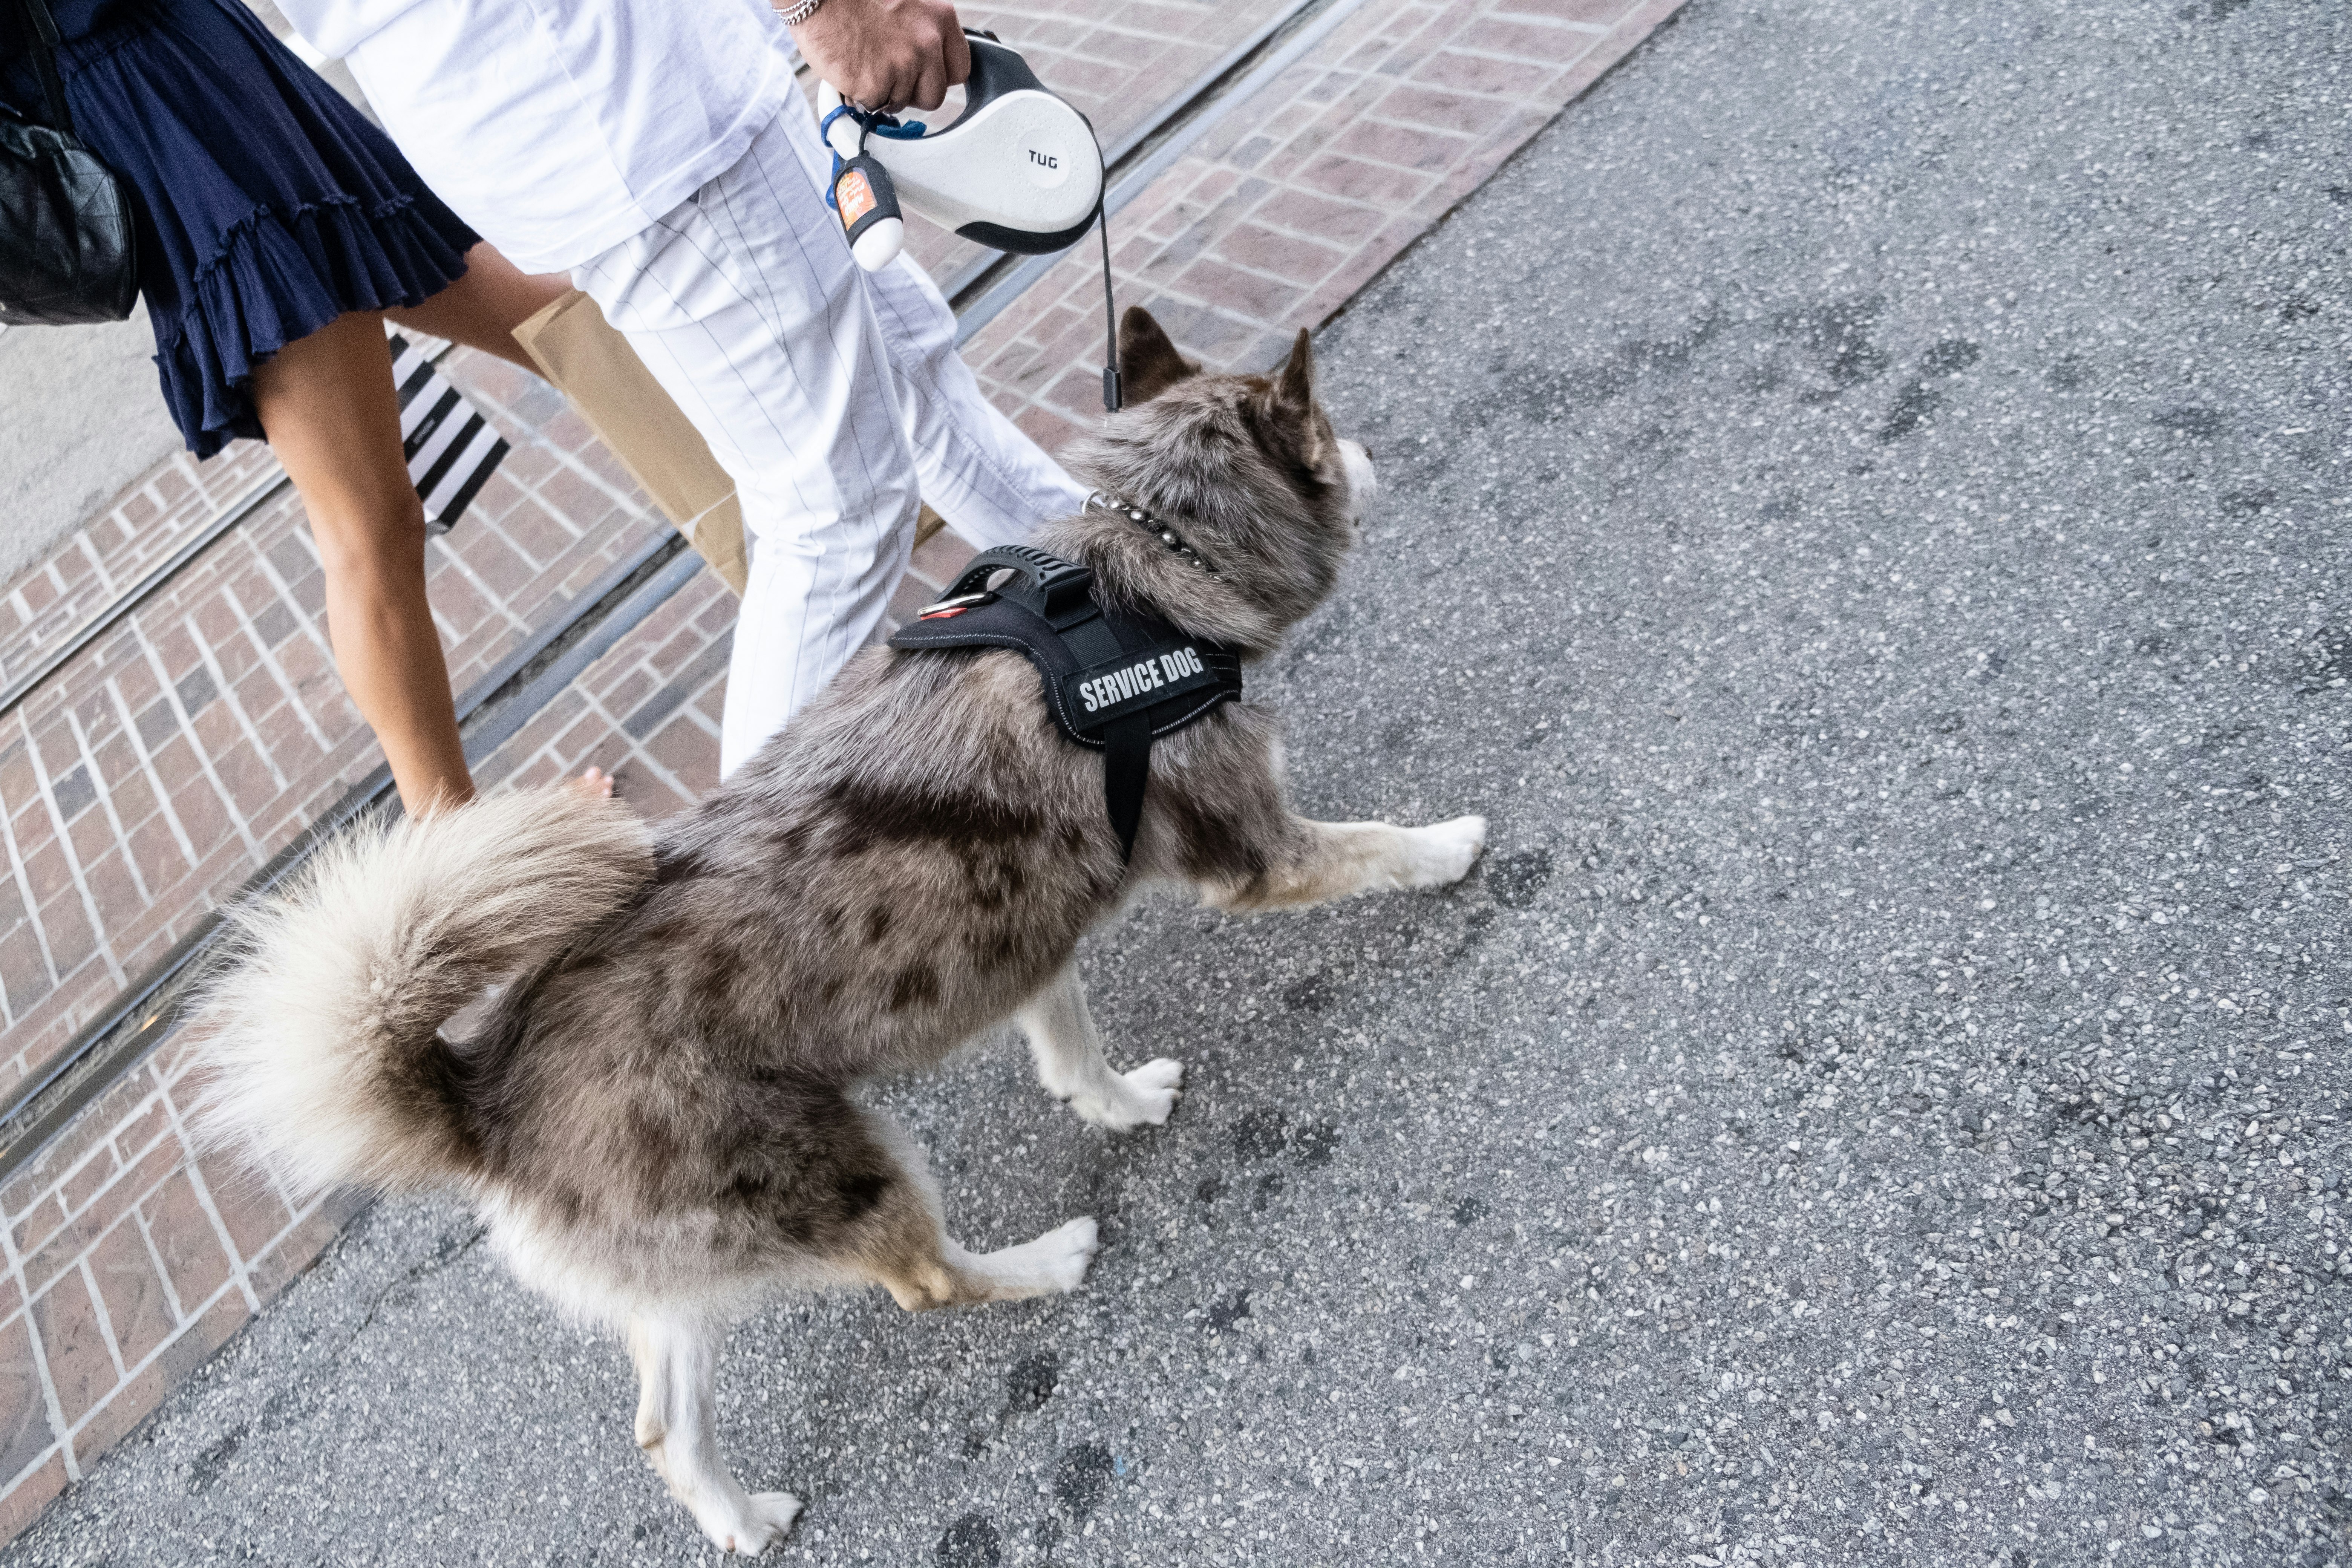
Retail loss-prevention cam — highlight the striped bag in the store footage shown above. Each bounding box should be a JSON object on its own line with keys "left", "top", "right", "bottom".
{"left": 389, "top": 332, "right": 510, "bottom": 534}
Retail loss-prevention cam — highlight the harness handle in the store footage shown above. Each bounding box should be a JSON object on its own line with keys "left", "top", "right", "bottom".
{"left": 944, "top": 545, "right": 1100, "bottom": 628}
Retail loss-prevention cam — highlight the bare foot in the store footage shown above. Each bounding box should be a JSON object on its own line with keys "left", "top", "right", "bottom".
{"left": 575, "top": 766, "right": 617, "bottom": 799}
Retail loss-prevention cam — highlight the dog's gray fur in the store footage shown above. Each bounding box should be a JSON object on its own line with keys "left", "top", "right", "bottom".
{"left": 191, "top": 310, "right": 1486, "bottom": 1554}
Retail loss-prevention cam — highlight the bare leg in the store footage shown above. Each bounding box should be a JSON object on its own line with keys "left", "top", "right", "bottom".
{"left": 259, "top": 254, "right": 611, "bottom": 809}
{"left": 1207, "top": 815, "right": 1488, "bottom": 914}
{"left": 626, "top": 1313, "right": 802, "bottom": 1555}
{"left": 402, "top": 253, "right": 614, "bottom": 800}
{"left": 1014, "top": 964, "right": 1183, "bottom": 1132}
{"left": 394, "top": 251, "right": 603, "bottom": 798}
{"left": 253, "top": 312, "right": 472, "bottom": 814}
{"left": 386, "top": 243, "right": 571, "bottom": 371}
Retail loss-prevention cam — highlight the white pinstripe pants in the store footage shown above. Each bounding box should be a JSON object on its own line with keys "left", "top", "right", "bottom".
{"left": 571, "top": 104, "right": 1089, "bottom": 778}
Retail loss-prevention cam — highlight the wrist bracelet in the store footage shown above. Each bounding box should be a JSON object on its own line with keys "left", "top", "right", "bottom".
{"left": 780, "top": 0, "right": 822, "bottom": 24}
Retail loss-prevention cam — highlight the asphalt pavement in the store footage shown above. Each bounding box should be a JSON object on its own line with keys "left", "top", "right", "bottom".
{"left": 0, "top": 311, "right": 183, "bottom": 589}
{"left": 10, "top": 0, "right": 2349, "bottom": 1563}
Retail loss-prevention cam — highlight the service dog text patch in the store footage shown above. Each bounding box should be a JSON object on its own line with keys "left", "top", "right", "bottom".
{"left": 1062, "top": 642, "right": 1220, "bottom": 732}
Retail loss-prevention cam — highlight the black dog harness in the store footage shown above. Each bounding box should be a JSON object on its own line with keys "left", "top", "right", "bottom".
{"left": 887, "top": 535, "right": 1242, "bottom": 864}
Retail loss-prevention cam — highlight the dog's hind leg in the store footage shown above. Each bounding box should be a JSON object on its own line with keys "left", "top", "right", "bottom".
{"left": 1208, "top": 815, "right": 1488, "bottom": 914}
{"left": 846, "top": 1130, "right": 1100, "bottom": 1310}
{"left": 626, "top": 1312, "right": 802, "bottom": 1556}
{"left": 1014, "top": 963, "right": 1184, "bottom": 1132}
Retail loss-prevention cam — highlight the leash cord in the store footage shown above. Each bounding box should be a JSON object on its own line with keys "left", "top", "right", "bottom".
{"left": 1099, "top": 203, "right": 1121, "bottom": 413}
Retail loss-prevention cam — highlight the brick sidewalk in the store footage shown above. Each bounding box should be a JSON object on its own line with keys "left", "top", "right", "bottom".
{"left": 0, "top": 363, "right": 671, "bottom": 1101}
{"left": 0, "top": 0, "right": 1688, "bottom": 1540}
{"left": 0, "top": 444, "right": 279, "bottom": 703}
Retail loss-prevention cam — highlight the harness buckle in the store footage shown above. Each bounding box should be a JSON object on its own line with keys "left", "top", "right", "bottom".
{"left": 914, "top": 591, "right": 995, "bottom": 619}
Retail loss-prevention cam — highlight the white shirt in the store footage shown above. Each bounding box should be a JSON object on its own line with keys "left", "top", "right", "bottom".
{"left": 278, "top": 0, "right": 795, "bottom": 273}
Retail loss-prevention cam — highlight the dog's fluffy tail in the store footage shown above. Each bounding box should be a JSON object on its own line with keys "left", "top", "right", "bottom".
{"left": 190, "top": 786, "right": 654, "bottom": 1195}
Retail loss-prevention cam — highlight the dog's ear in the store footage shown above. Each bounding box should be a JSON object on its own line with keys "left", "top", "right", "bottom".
{"left": 1263, "top": 329, "right": 1324, "bottom": 466}
{"left": 1119, "top": 307, "right": 1199, "bottom": 404}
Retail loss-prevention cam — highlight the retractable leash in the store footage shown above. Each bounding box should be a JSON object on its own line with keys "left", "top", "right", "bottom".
{"left": 847, "top": 34, "right": 1199, "bottom": 857}
{"left": 819, "top": 31, "right": 1122, "bottom": 413}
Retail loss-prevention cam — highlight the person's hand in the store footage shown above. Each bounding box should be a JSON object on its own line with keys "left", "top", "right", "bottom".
{"left": 792, "top": 0, "right": 971, "bottom": 114}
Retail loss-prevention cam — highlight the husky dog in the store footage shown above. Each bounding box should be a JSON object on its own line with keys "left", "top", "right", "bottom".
{"left": 193, "top": 309, "right": 1486, "bottom": 1554}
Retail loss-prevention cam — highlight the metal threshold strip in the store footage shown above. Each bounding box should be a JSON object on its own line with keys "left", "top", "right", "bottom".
{"left": 0, "top": 1, "right": 1358, "bottom": 1182}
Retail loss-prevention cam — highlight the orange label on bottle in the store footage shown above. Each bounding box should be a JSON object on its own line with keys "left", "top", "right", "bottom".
{"left": 837, "top": 169, "right": 877, "bottom": 229}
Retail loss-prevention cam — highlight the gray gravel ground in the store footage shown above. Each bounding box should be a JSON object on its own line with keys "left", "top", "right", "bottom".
{"left": 11, "top": 0, "right": 2351, "bottom": 1563}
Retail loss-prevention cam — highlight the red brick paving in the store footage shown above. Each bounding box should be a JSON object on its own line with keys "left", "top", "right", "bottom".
{"left": 0, "top": 1028, "right": 377, "bottom": 1513}
{"left": 0, "top": 346, "right": 672, "bottom": 1099}
{"left": 0, "top": 0, "right": 1687, "bottom": 1536}
{"left": 0, "top": 445, "right": 282, "bottom": 703}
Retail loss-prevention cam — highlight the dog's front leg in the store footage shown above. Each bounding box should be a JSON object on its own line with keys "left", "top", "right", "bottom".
{"left": 1014, "top": 963, "right": 1184, "bottom": 1131}
{"left": 626, "top": 1313, "right": 801, "bottom": 1555}
{"left": 1208, "top": 815, "right": 1487, "bottom": 914}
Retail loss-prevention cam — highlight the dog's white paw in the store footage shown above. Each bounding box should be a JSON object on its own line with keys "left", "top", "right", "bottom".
{"left": 1121, "top": 1057, "right": 1186, "bottom": 1121}
{"left": 1033, "top": 1216, "right": 1100, "bottom": 1294}
{"left": 962, "top": 1216, "right": 1101, "bottom": 1301}
{"left": 1073, "top": 1058, "right": 1185, "bottom": 1131}
{"left": 697, "top": 1491, "right": 802, "bottom": 1556}
{"left": 1406, "top": 815, "right": 1487, "bottom": 887}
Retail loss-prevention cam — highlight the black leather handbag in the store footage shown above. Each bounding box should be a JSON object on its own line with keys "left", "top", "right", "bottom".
{"left": 0, "top": 0, "right": 138, "bottom": 325}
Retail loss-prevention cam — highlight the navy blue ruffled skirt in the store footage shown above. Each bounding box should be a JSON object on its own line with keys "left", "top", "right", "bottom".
{"left": 23, "top": 0, "right": 479, "bottom": 457}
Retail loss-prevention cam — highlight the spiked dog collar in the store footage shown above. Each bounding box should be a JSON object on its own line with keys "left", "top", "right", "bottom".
{"left": 1087, "top": 491, "right": 1215, "bottom": 574}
